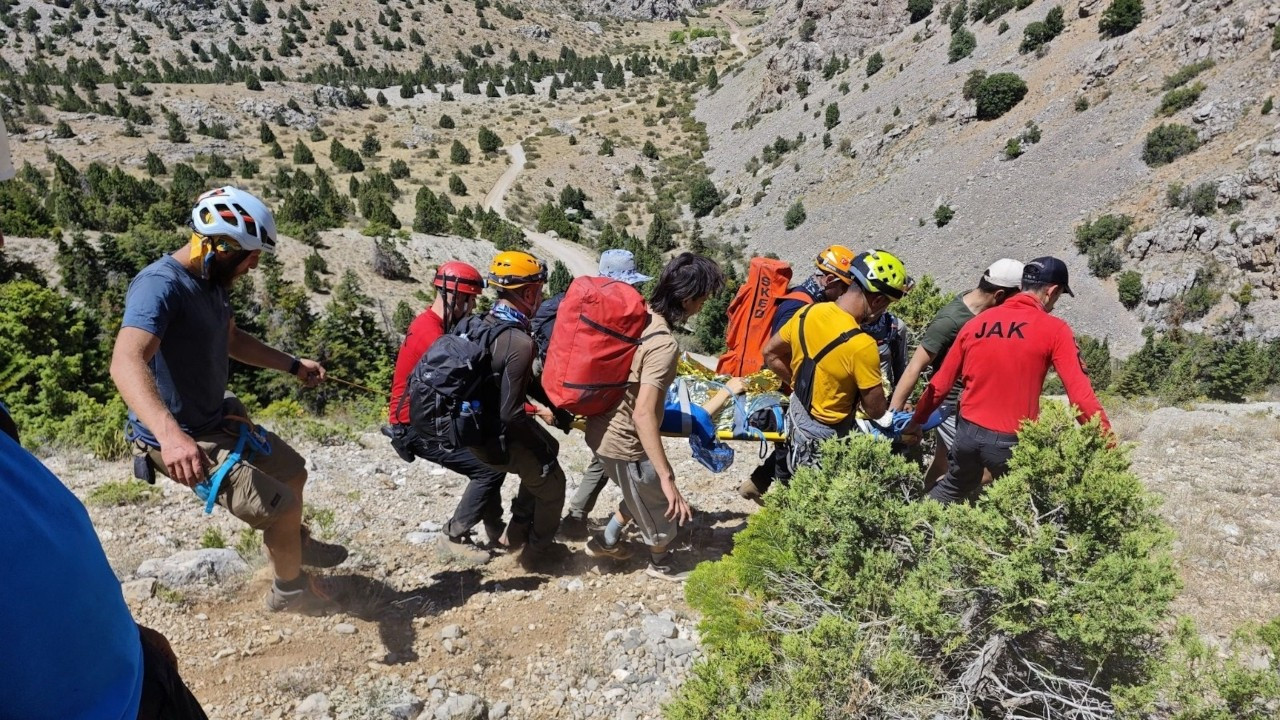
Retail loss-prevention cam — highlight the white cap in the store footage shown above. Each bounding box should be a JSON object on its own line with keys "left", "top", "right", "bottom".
{"left": 983, "top": 258, "right": 1024, "bottom": 289}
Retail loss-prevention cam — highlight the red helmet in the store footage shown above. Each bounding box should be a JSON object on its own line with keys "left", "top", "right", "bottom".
{"left": 433, "top": 261, "right": 485, "bottom": 295}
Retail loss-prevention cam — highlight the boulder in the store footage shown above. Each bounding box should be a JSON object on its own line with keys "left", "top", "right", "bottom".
{"left": 688, "top": 37, "right": 723, "bottom": 55}
{"left": 512, "top": 25, "right": 551, "bottom": 42}
{"left": 429, "top": 694, "right": 487, "bottom": 720}
{"left": 136, "top": 549, "right": 250, "bottom": 588}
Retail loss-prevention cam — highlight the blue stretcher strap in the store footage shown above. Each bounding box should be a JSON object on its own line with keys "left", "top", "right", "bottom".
{"left": 196, "top": 421, "right": 271, "bottom": 514}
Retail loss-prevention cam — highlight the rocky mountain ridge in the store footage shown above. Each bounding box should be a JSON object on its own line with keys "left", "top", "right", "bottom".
{"left": 700, "top": 0, "right": 1280, "bottom": 350}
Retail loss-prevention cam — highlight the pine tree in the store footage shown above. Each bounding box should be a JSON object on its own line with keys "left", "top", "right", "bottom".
{"left": 449, "top": 140, "right": 471, "bottom": 164}
{"left": 548, "top": 260, "right": 573, "bottom": 295}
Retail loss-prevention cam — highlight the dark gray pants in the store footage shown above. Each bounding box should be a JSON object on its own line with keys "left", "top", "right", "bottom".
{"left": 927, "top": 417, "right": 1017, "bottom": 504}
{"left": 472, "top": 424, "right": 567, "bottom": 550}
{"left": 564, "top": 455, "right": 608, "bottom": 519}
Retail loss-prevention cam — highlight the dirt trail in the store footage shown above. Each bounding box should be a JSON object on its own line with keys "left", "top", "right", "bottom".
{"left": 713, "top": 10, "right": 750, "bottom": 57}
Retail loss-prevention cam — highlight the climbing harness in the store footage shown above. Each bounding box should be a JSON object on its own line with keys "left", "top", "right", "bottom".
{"left": 195, "top": 416, "right": 271, "bottom": 515}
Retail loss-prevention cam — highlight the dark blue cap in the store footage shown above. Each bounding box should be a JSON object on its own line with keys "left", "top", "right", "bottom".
{"left": 1022, "top": 256, "right": 1074, "bottom": 296}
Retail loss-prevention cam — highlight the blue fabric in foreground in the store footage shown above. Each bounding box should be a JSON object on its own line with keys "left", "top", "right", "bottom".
{"left": 0, "top": 431, "right": 143, "bottom": 720}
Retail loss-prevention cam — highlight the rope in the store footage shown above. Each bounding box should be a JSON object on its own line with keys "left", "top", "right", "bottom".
{"left": 325, "top": 375, "right": 383, "bottom": 395}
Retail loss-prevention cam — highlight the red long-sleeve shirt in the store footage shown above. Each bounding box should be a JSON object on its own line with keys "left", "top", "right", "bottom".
{"left": 388, "top": 309, "right": 446, "bottom": 424}
{"left": 912, "top": 293, "right": 1110, "bottom": 433}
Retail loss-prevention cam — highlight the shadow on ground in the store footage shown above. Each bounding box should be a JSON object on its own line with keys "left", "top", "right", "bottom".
{"left": 325, "top": 570, "right": 547, "bottom": 664}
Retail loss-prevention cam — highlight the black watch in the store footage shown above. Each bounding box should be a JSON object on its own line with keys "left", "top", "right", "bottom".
{"left": 288, "top": 356, "right": 301, "bottom": 375}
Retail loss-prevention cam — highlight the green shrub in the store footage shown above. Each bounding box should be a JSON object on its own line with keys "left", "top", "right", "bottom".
{"left": 438, "top": 114, "right": 455, "bottom": 129}
{"left": 934, "top": 203, "right": 954, "bottom": 226}
{"left": 688, "top": 177, "right": 721, "bottom": 218}
{"left": 1075, "top": 95, "right": 1090, "bottom": 111}
{"left": 53, "top": 120, "right": 75, "bottom": 138}
{"left": 1187, "top": 181, "right": 1217, "bottom": 216}
{"left": 1161, "top": 58, "right": 1214, "bottom": 90}
{"left": 88, "top": 479, "right": 159, "bottom": 507}
{"left": 1075, "top": 214, "right": 1133, "bottom": 255}
{"left": 908, "top": 0, "right": 934, "bottom": 23}
{"left": 1004, "top": 137, "right": 1023, "bottom": 159}
{"left": 962, "top": 69, "right": 986, "bottom": 99}
{"left": 866, "top": 51, "right": 884, "bottom": 76}
{"left": 1157, "top": 81, "right": 1204, "bottom": 116}
{"left": 235, "top": 528, "right": 262, "bottom": 559}
{"left": 1142, "top": 123, "right": 1200, "bottom": 166}
{"left": 1273, "top": 23, "right": 1280, "bottom": 52}
{"left": 798, "top": 18, "right": 817, "bottom": 41}
{"left": 448, "top": 173, "right": 468, "bottom": 196}
{"left": 783, "top": 200, "right": 807, "bottom": 230}
{"left": 1099, "top": 0, "right": 1142, "bottom": 37}
{"left": 449, "top": 140, "right": 470, "bottom": 164}
{"left": 1117, "top": 270, "right": 1143, "bottom": 309}
{"left": 477, "top": 126, "right": 502, "bottom": 154}
{"left": 948, "top": 28, "right": 976, "bottom": 62}
{"left": 823, "top": 102, "right": 840, "bottom": 129}
{"left": 1088, "top": 245, "right": 1123, "bottom": 278}
{"left": 974, "top": 72, "right": 1027, "bottom": 120}
{"left": 200, "top": 527, "right": 227, "bottom": 549}
{"left": 671, "top": 410, "right": 1178, "bottom": 719}
{"left": 1263, "top": 96, "right": 1274, "bottom": 115}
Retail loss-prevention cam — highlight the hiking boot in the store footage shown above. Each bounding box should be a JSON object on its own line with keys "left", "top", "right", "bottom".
{"left": 644, "top": 551, "right": 692, "bottom": 583}
{"left": 265, "top": 573, "right": 341, "bottom": 615}
{"left": 435, "top": 533, "right": 491, "bottom": 564}
{"left": 738, "top": 477, "right": 765, "bottom": 506}
{"left": 557, "top": 514, "right": 590, "bottom": 541}
{"left": 300, "top": 527, "right": 349, "bottom": 568}
{"left": 518, "top": 542, "right": 573, "bottom": 572}
{"left": 585, "top": 535, "right": 634, "bottom": 561}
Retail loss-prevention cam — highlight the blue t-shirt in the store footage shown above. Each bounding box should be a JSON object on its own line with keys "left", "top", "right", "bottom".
{"left": 0, "top": 432, "right": 144, "bottom": 719}
{"left": 122, "top": 254, "right": 231, "bottom": 439}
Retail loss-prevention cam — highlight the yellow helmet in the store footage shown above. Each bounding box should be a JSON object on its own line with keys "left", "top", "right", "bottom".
{"left": 851, "top": 250, "right": 912, "bottom": 299}
{"left": 814, "top": 244, "right": 856, "bottom": 283}
{"left": 488, "top": 251, "right": 547, "bottom": 289}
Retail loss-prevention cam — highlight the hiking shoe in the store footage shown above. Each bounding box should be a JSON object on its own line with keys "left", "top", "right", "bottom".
{"left": 300, "top": 527, "right": 349, "bottom": 568}
{"left": 738, "top": 477, "right": 765, "bottom": 506}
{"left": 644, "top": 552, "right": 692, "bottom": 583}
{"left": 265, "top": 573, "right": 341, "bottom": 615}
{"left": 518, "top": 542, "right": 573, "bottom": 572}
{"left": 436, "top": 533, "right": 491, "bottom": 564}
{"left": 557, "top": 514, "right": 590, "bottom": 541}
{"left": 585, "top": 535, "right": 634, "bottom": 561}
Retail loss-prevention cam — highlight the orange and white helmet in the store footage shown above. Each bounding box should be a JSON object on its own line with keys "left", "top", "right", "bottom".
{"left": 190, "top": 186, "right": 277, "bottom": 254}
{"left": 814, "top": 244, "right": 856, "bottom": 283}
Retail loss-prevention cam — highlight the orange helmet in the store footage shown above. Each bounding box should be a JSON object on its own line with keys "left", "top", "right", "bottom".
{"left": 488, "top": 251, "right": 547, "bottom": 289}
{"left": 814, "top": 244, "right": 856, "bottom": 283}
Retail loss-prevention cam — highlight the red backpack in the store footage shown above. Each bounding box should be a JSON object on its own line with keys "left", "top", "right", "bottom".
{"left": 543, "top": 276, "right": 653, "bottom": 416}
{"left": 716, "top": 257, "right": 794, "bottom": 376}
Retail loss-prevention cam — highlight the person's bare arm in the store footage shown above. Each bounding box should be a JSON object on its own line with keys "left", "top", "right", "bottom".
{"left": 633, "top": 382, "right": 691, "bottom": 525}
{"left": 858, "top": 383, "right": 889, "bottom": 422}
{"left": 761, "top": 333, "right": 793, "bottom": 386}
{"left": 110, "top": 327, "right": 208, "bottom": 487}
{"left": 890, "top": 345, "right": 935, "bottom": 410}
{"left": 701, "top": 377, "right": 746, "bottom": 417}
{"left": 227, "top": 321, "right": 324, "bottom": 387}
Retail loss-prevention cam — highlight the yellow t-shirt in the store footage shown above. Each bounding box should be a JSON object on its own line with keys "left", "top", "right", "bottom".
{"left": 778, "top": 302, "right": 882, "bottom": 426}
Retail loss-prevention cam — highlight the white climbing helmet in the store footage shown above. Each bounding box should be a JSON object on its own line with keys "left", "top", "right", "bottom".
{"left": 190, "top": 186, "right": 277, "bottom": 254}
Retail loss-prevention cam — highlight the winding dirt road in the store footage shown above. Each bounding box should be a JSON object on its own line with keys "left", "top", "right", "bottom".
{"left": 714, "top": 10, "right": 750, "bottom": 57}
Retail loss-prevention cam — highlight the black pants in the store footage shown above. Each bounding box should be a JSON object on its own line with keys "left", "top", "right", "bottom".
{"left": 398, "top": 424, "right": 508, "bottom": 539}
{"left": 927, "top": 417, "right": 1017, "bottom": 504}
{"left": 137, "top": 625, "right": 207, "bottom": 720}
{"left": 748, "top": 443, "right": 793, "bottom": 492}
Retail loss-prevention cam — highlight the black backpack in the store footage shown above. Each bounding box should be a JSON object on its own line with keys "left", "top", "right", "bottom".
{"left": 791, "top": 305, "right": 864, "bottom": 415}
{"left": 529, "top": 292, "right": 564, "bottom": 362}
{"left": 407, "top": 315, "right": 518, "bottom": 450}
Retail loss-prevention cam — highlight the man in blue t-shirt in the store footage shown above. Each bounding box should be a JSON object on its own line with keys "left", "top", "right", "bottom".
{"left": 110, "top": 187, "right": 345, "bottom": 615}
{"left": 0, "top": 427, "right": 205, "bottom": 719}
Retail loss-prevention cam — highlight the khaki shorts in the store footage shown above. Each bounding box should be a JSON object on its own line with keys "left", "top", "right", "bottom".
{"left": 135, "top": 419, "right": 305, "bottom": 529}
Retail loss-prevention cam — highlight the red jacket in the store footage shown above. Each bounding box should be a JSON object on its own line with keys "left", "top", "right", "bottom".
{"left": 388, "top": 309, "right": 445, "bottom": 424}
{"left": 912, "top": 293, "right": 1110, "bottom": 434}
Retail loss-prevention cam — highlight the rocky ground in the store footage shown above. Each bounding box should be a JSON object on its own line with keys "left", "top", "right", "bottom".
{"left": 38, "top": 397, "right": 1280, "bottom": 719}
